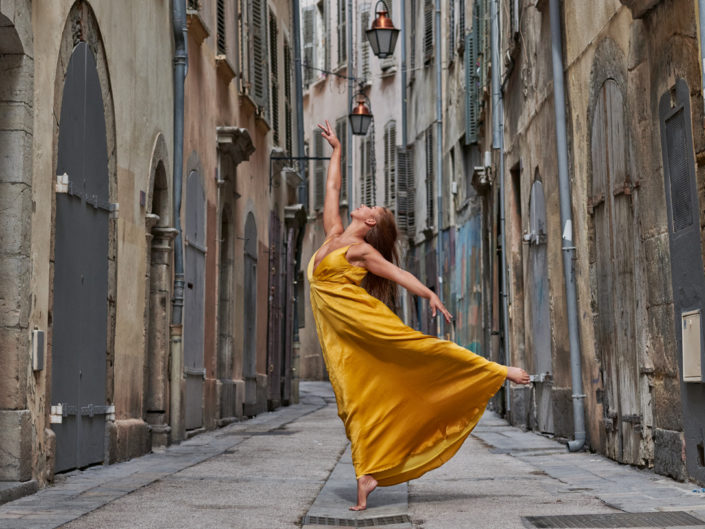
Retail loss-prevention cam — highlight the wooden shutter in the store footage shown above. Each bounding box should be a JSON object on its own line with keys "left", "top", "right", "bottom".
{"left": 303, "top": 7, "right": 315, "bottom": 86}
{"left": 335, "top": 117, "right": 348, "bottom": 202}
{"left": 458, "top": 0, "right": 465, "bottom": 52}
{"left": 337, "top": 0, "right": 347, "bottom": 65}
{"left": 425, "top": 128, "right": 434, "bottom": 228}
{"left": 407, "top": 145, "right": 416, "bottom": 235}
{"left": 314, "top": 130, "right": 325, "bottom": 209}
{"left": 369, "top": 123, "right": 376, "bottom": 205}
{"left": 361, "top": 11, "right": 371, "bottom": 80}
{"left": 465, "top": 28, "right": 478, "bottom": 144}
{"left": 284, "top": 42, "right": 293, "bottom": 154}
{"left": 397, "top": 147, "right": 409, "bottom": 231}
{"left": 448, "top": 0, "right": 456, "bottom": 64}
{"left": 269, "top": 11, "right": 279, "bottom": 145}
{"left": 424, "top": 0, "right": 433, "bottom": 63}
{"left": 217, "top": 0, "right": 226, "bottom": 54}
{"left": 324, "top": 1, "right": 331, "bottom": 71}
{"left": 385, "top": 121, "right": 397, "bottom": 207}
{"left": 251, "top": 0, "right": 269, "bottom": 116}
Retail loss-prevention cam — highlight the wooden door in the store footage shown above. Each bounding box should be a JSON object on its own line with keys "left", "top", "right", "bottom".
{"left": 590, "top": 79, "right": 641, "bottom": 463}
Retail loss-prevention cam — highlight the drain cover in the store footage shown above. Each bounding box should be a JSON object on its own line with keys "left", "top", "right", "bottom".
{"left": 301, "top": 514, "right": 411, "bottom": 527}
{"left": 523, "top": 511, "right": 705, "bottom": 528}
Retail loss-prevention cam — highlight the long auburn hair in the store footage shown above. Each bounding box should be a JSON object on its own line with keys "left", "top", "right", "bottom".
{"left": 362, "top": 207, "right": 399, "bottom": 310}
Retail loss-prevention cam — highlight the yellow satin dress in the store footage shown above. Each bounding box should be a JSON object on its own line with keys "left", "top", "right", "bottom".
{"left": 308, "top": 242, "right": 508, "bottom": 486}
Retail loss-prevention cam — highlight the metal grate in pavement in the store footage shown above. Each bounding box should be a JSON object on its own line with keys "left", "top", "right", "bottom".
{"left": 523, "top": 511, "right": 705, "bottom": 528}
{"left": 301, "top": 514, "right": 411, "bottom": 527}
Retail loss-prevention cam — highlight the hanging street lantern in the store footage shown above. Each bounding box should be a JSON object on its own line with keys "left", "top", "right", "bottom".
{"left": 366, "top": 0, "right": 400, "bottom": 59}
{"left": 349, "top": 90, "right": 373, "bottom": 136}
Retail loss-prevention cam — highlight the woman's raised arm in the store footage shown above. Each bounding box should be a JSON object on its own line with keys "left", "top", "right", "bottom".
{"left": 318, "top": 120, "right": 344, "bottom": 237}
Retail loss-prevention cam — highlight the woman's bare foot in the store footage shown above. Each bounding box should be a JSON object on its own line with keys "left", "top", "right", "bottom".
{"left": 350, "top": 474, "right": 378, "bottom": 511}
{"left": 507, "top": 367, "right": 530, "bottom": 384}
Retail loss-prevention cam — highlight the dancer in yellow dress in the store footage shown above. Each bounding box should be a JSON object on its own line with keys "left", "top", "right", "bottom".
{"left": 309, "top": 120, "right": 530, "bottom": 511}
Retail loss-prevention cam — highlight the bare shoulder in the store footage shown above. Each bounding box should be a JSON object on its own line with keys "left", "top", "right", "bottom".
{"left": 345, "top": 241, "right": 375, "bottom": 266}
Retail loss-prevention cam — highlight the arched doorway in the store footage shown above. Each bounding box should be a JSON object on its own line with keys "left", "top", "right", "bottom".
{"left": 243, "top": 212, "right": 258, "bottom": 415}
{"left": 590, "top": 78, "right": 641, "bottom": 464}
{"left": 528, "top": 177, "right": 553, "bottom": 433}
{"left": 184, "top": 170, "right": 206, "bottom": 430}
{"left": 51, "top": 42, "right": 110, "bottom": 472}
{"left": 145, "top": 154, "right": 174, "bottom": 447}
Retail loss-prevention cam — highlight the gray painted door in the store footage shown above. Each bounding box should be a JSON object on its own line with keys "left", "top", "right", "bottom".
{"left": 184, "top": 170, "right": 205, "bottom": 430}
{"left": 51, "top": 42, "right": 110, "bottom": 472}
{"left": 529, "top": 179, "right": 553, "bottom": 434}
{"left": 591, "top": 79, "right": 641, "bottom": 464}
{"left": 243, "top": 213, "right": 258, "bottom": 412}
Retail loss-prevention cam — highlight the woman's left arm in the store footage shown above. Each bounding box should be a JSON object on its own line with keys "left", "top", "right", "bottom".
{"left": 358, "top": 245, "right": 452, "bottom": 323}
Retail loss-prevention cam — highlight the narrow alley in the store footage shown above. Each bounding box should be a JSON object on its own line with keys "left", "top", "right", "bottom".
{"left": 1, "top": 382, "right": 703, "bottom": 529}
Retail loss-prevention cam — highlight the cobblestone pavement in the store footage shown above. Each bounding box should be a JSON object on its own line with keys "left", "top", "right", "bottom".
{"left": 1, "top": 382, "right": 704, "bottom": 529}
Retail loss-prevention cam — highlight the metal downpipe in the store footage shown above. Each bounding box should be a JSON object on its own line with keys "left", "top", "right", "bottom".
{"left": 434, "top": 0, "right": 444, "bottom": 338}
{"left": 170, "top": 0, "right": 188, "bottom": 442}
{"left": 347, "top": 0, "right": 353, "bottom": 217}
{"left": 293, "top": 0, "right": 307, "bottom": 209}
{"left": 490, "top": 0, "right": 511, "bottom": 414}
{"left": 548, "top": 0, "right": 586, "bottom": 451}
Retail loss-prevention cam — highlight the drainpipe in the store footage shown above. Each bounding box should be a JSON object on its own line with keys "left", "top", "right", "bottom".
{"left": 170, "top": 0, "right": 188, "bottom": 442}
{"left": 490, "top": 0, "right": 511, "bottom": 414}
{"left": 400, "top": 0, "right": 408, "bottom": 322}
{"left": 435, "top": 0, "right": 444, "bottom": 338}
{"left": 549, "top": 0, "right": 585, "bottom": 451}
{"left": 293, "top": 0, "right": 307, "bottom": 209}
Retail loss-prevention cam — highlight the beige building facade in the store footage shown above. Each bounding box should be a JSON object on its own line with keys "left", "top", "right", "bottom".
{"left": 0, "top": 0, "right": 300, "bottom": 496}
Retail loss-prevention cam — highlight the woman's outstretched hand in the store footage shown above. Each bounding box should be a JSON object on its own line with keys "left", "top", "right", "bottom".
{"left": 317, "top": 120, "right": 340, "bottom": 150}
{"left": 430, "top": 294, "right": 453, "bottom": 324}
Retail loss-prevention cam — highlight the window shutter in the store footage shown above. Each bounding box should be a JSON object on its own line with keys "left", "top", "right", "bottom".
{"left": 425, "top": 128, "right": 434, "bottom": 228}
{"left": 458, "top": 0, "right": 465, "bottom": 52}
{"left": 465, "top": 28, "right": 478, "bottom": 144}
{"left": 324, "top": 1, "right": 331, "bottom": 71}
{"left": 335, "top": 117, "right": 348, "bottom": 202}
{"left": 396, "top": 147, "right": 408, "bottom": 231}
{"left": 314, "top": 130, "right": 325, "bottom": 209}
{"left": 448, "top": 0, "right": 455, "bottom": 64}
{"left": 361, "top": 11, "right": 371, "bottom": 80}
{"left": 410, "top": 0, "right": 417, "bottom": 71}
{"left": 217, "top": 0, "right": 226, "bottom": 54}
{"left": 269, "top": 12, "right": 279, "bottom": 145}
{"left": 385, "top": 121, "right": 397, "bottom": 207}
{"left": 407, "top": 146, "right": 416, "bottom": 235}
{"left": 369, "top": 123, "right": 376, "bottom": 205}
{"left": 337, "top": 0, "right": 347, "bottom": 65}
{"left": 424, "top": 0, "right": 433, "bottom": 63}
{"left": 252, "top": 0, "right": 269, "bottom": 117}
{"left": 303, "top": 7, "right": 315, "bottom": 86}
{"left": 284, "top": 42, "right": 293, "bottom": 154}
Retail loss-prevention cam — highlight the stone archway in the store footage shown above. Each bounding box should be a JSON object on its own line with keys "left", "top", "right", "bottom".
{"left": 0, "top": 5, "right": 34, "bottom": 483}
{"left": 144, "top": 134, "right": 175, "bottom": 447}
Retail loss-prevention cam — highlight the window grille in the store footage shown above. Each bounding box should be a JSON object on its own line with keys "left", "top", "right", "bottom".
{"left": 335, "top": 117, "right": 348, "bottom": 202}
{"left": 384, "top": 121, "right": 397, "bottom": 207}
{"left": 270, "top": 11, "right": 280, "bottom": 145}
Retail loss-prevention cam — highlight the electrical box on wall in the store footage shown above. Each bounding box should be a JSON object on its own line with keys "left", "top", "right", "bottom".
{"left": 32, "top": 329, "right": 45, "bottom": 371}
{"left": 682, "top": 310, "right": 702, "bottom": 383}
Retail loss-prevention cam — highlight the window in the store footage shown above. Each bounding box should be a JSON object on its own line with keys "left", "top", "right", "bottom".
{"left": 337, "top": 0, "right": 347, "bottom": 66}
{"left": 217, "top": 0, "right": 226, "bottom": 54}
{"left": 448, "top": 0, "right": 455, "bottom": 65}
{"left": 318, "top": 0, "right": 331, "bottom": 71}
{"left": 269, "top": 11, "right": 279, "bottom": 145}
{"left": 314, "top": 129, "right": 326, "bottom": 210}
{"left": 284, "top": 41, "right": 293, "bottom": 155}
{"left": 361, "top": 10, "right": 371, "bottom": 81}
{"left": 458, "top": 0, "right": 465, "bottom": 52}
{"left": 396, "top": 146, "right": 415, "bottom": 235}
{"left": 303, "top": 7, "right": 316, "bottom": 86}
{"left": 384, "top": 121, "right": 397, "bottom": 208}
{"left": 251, "top": 0, "right": 269, "bottom": 117}
{"left": 360, "top": 124, "right": 376, "bottom": 206}
{"left": 335, "top": 117, "right": 348, "bottom": 202}
{"left": 423, "top": 0, "right": 433, "bottom": 63}
{"left": 425, "top": 128, "right": 434, "bottom": 228}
